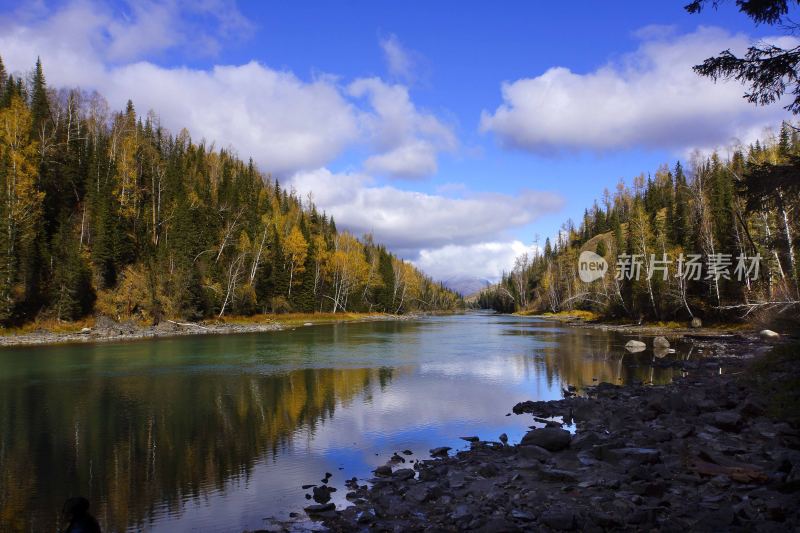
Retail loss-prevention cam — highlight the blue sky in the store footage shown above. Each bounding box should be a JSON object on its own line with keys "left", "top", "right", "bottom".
{"left": 0, "top": 0, "right": 793, "bottom": 281}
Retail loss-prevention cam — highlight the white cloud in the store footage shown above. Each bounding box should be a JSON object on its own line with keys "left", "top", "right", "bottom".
{"left": 289, "top": 167, "right": 561, "bottom": 279}
{"left": 0, "top": 1, "right": 454, "bottom": 177}
{"left": 380, "top": 34, "right": 414, "bottom": 82}
{"left": 349, "top": 78, "right": 457, "bottom": 179}
{"left": 480, "top": 26, "right": 796, "bottom": 154}
{"left": 414, "top": 241, "right": 538, "bottom": 282}
{"left": 2, "top": 0, "right": 253, "bottom": 64}
{"left": 108, "top": 62, "right": 360, "bottom": 174}
{"left": 363, "top": 140, "right": 438, "bottom": 179}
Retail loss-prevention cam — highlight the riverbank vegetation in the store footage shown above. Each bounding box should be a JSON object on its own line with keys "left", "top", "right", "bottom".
{"left": 0, "top": 56, "right": 461, "bottom": 329}
{"left": 480, "top": 123, "right": 800, "bottom": 326}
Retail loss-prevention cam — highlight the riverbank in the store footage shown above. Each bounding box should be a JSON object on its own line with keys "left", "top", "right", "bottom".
{"left": 315, "top": 336, "right": 800, "bottom": 531}
{"left": 0, "top": 312, "right": 416, "bottom": 348}
{"left": 527, "top": 310, "right": 763, "bottom": 339}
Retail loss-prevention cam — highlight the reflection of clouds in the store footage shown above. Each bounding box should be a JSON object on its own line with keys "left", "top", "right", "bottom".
{"left": 300, "top": 369, "right": 545, "bottom": 454}
{"left": 419, "top": 355, "right": 531, "bottom": 382}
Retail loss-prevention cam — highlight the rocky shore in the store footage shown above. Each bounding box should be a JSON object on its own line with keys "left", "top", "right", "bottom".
{"left": 315, "top": 337, "right": 800, "bottom": 532}
{"left": 0, "top": 313, "right": 413, "bottom": 348}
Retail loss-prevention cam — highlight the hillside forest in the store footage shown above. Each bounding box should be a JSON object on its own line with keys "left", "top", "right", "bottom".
{"left": 0, "top": 56, "right": 461, "bottom": 327}
{"left": 480, "top": 124, "right": 800, "bottom": 324}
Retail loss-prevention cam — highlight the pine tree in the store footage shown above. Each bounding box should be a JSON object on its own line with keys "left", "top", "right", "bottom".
{"left": 29, "top": 57, "right": 51, "bottom": 139}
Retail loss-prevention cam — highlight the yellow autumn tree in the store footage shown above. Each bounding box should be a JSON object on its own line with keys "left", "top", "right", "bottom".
{"left": 326, "top": 232, "right": 370, "bottom": 312}
{"left": 0, "top": 96, "right": 43, "bottom": 315}
{"left": 284, "top": 225, "right": 307, "bottom": 298}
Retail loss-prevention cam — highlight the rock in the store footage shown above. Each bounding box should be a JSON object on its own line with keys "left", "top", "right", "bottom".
{"left": 691, "top": 317, "right": 703, "bottom": 328}
{"left": 653, "top": 346, "right": 670, "bottom": 358}
{"left": 304, "top": 502, "right": 335, "bottom": 514}
{"left": 705, "top": 410, "right": 742, "bottom": 431}
{"left": 540, "top": 509, "right": 576, "bottom": 530}
{"left": 498, "top": 433, "right": 508, "bottom": 444}
{"left": 430, "top": 446, "right": 451, "bottom": 457}
{"left": 460, "top": 436, "right": 479, "bottom": 442}
{"left": 451, "top": 504, "right": 472, "bottom": 521}
{"left": 401, "top": 449, "right": 413, "bottom": 455}
{"left": 518, "top": 444, "right": 553, "bottom": 461}
{"left": 760, "top": 329, "right": 780, "bottom": 340}
{"left": 625, "top": 339, "right": 647, "bottom": 352}
{"left": 653, "top": 336, "right": 670, "bottom": 349}
{"left": 312, "top": 485, "right": 333, "bottom": 503}
{"left": 392, "top": 468, "right": 416, "bottom": 480}
{"left": 607, "top": 447, "right": 661, "bottom": 464}
{"left": 520, "top": 427, "right": 571, "bottom": 451}
{"left": 79, "top": 327, "right": 91, "bottom": 334}
{"left": 478, "top": 463, "right": 500, "bottom": 477}
{"left": 373, "top": 465, "right": 392, "bottom": 477}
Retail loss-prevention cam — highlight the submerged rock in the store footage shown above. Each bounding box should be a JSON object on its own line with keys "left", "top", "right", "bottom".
{"left": 304, "top": 502, "right": 335, "bottom": 514}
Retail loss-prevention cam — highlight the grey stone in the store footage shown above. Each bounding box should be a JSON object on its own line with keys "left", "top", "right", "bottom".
{"left": 430, "top": 446, "right": 451, "bottom": 457}
{"left": 304, "top": 502, "right": 335, "bottom": 514}
{"left": 373, "top": 465, "right": 392, "bottom": 477}
{"left": 625, "top": 340, "right": 647, "bottom": 352}
{"left": 392, "top": 468, "right": 415, "bottom": 481}
{"left": 520, "top": 427, "right": 571, "bottom": 451}
{"left": 760, "top": 329, "right": 780, "bottom": 339}
{"left": 653, "top": 336, "right": 670, "bottom": 349}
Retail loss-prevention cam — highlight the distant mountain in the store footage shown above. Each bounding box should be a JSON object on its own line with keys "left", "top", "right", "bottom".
{"left": 442, "top": 276, "right": 492, "bottom": 297}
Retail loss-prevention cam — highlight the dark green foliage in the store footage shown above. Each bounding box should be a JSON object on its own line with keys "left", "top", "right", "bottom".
{"left": 686, "top": 0, "right": 800, "bottom": 114}
{"left": 0, "top": 55, "right": 461, "bottom": 326}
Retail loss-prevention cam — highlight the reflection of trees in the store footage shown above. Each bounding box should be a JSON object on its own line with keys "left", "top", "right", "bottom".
{"left": 505, "top": 323, "right": 680, "bottom": 390}
{"left": 0, "top": 365, "right": 390, "bottom": 532}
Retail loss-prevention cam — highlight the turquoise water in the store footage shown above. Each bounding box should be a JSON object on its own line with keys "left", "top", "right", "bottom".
{"left": 0, "top": 312, "right": 679, "bottom": 532}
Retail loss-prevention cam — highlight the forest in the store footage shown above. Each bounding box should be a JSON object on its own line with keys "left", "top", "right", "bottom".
{"left": 479, "top": 123, "right": 800, "bottom": 324}
{"left": 0, "top": 56, "right": 461, "bottom": 327}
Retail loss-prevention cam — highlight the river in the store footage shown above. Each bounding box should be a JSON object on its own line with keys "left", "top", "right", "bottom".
{"left": 0, "top": 312, "right": 683, "bottom": 532}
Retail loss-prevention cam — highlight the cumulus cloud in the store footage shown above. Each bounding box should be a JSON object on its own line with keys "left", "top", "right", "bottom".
{"left": 349, "top": 78, "right": 457, "bottom": 179}
{"left": 3, "top": 0, "right": 253, "bottom": 64}
{"left": 289, "top": 167, "right": 561, "bottom": 257}
{"left": 480, "top": 26, "right": 796, "bottom": 154}
{"left": 0, "top": 1, "right": 454, "bottom": 177}
{"left": 414, "top": 241, "right": 539, "bottom": 282}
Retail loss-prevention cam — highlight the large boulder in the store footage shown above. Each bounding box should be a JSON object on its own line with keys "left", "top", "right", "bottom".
{"left": 625, "top": 340, "right": 647, "bottom": 353}
{"left": 653, "top": 336, "right": 670, "bottom": 349}
{"left": 760, "top": 329, "right": 780, "bottom": 340}
{"left": 520, "top": 427, "right": 571, "bottom": 451}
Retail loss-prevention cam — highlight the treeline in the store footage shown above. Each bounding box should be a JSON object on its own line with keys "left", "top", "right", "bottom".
{"left": 0, "top": 56, "right": 460, "bottom": 326}
{"left": 480, "top": 123, "right": 800, "bottom": 323}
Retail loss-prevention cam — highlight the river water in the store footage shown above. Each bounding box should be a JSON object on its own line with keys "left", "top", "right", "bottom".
{"left": 0, "top": 312, "right": 683, "bottom": 532}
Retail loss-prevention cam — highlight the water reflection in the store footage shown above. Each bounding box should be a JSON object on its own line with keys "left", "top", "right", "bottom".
{"left": 0, "top": 314, "right": 687, "bottom": 531}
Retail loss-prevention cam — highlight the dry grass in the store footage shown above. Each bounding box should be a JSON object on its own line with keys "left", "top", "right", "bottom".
{"left": 211, "top": 312, "right": 389, "bottom": 327}
{"left": 0, "top": 312, "right": 394, "bottom": 337}
{"left": 0, "top": 317, "right": 96, "bottom": 336}
{"left": 533, "top": 310, "right": 602, "bottom": 321}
